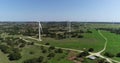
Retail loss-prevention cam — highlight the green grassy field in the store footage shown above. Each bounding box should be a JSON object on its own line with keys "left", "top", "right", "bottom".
{"left": 0, "top": 51, "right": 11, "bottom": 63}
{"left": 39, "top": 30, "right": 105, "bottom": 52}
{"left": 0, "top": 45, "right": 73, "bottom": 63}
{"left": 24, "top": 30, "right": 105, "bottom": 52}
{"left": 100, "top": 31, "right": 120, "bottom": 61}
{"left": 2, "top": 23, "right": 120, "bottom": 63}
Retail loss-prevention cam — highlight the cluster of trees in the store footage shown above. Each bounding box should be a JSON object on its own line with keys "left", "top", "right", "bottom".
{"left": 77, "top": 51, "right": 89, "bottom": 58}
{"left": 23, "top": 45, "right": 64, "bottom": 63}
{"left": 0, "top": 44, "right": 22, "bottom": 61}
{"left": 3, "top": 37, "right": 26, "bottom": 48}
{"left": 88, "top": 48, "right": 94, "bottom": 52}
{"left": 8, "top": 52, "right": 21, "bottom": 61}
{"left": 2, "top": 23, "right": 93, "bottom": 40}
{"left": 104, "top": 52, "right": 120, "bottom": 58}
{"left": 97, "top": 28, "right": 120, "bottom": 34}
{"left": 23, "top": 56, "right": 45, "bottom": 63}
{"left": 44, "top": 31, "right": 85, "bottom": 40}
{"left": 0, "top": 37, "right": 30, "bottom": 61}
{"left": 96, "top": 58, "right": 109, "bottom": 63}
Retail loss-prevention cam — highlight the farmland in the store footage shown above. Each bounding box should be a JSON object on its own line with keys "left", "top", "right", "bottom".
{"left": 1, "top": 22, "right": 120, "bottom": 63}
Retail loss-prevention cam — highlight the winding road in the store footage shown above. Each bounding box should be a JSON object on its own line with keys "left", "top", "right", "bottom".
{"left": 13, "top": 30, "right": 120, "bottom": 63}
{"left": 87, "top": 30, "right": 120, "bottom": 63}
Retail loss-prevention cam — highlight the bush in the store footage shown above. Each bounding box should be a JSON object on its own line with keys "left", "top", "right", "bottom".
{"left": 77, "top": 35, "right": 83, "bottom": 38}
{"left": 47, "top": 53, "right": 55, "bottom": 58}
{"left": 29, "top": 51, "right": 34, "bottom": 54}
{"left": 40, "top": 46, "right": 44, "bottom": 50}
{"left": 116, "top": 53, "right": 120, "bottom": 57}
{"left": 88, "top": 48, "right": 94, "bottom": 52}
{"left": 45, "top": 43, "right": 50, "bottom": 45}
{"left": 8, "top": 52, "right": 22, "bottom": 61}
{"left": 23, "top": 58, "right": 37, "bottom": 63}
{"left": 37, "top": 56, "right": 44, "bottom": 62}
{"left": 97, "top": 58, "right": 108, "bottom": 63}
{"left": 23, "top": 56, "right": 44, "bottom": 63}
{"left": 49, "top": 46, "right": 55, "bottom": 50}
{"left": 12, "top": 48, "right": 20, "bottom": 53}
{"left": 104, "top": 52, "right": 114, "bottom": 58}
{"left": 77, "top": 51, "right": 89, "bottom": 57}
{"left": 42, "top": 49, "right": 47, "bottom": 53}
{"left": 55, "top": 48, "right": 63, "bottom": 53}
{"left": 19, "top": 43, "right": 26, "bottom": 48}
{"left": 86, "top": 30, "right": 92, "bottom": 33}
{"left": 0, "top": 45, "right": 11, "bottom": 54}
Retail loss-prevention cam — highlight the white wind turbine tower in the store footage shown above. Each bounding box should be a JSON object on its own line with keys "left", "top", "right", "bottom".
{"left": 112, "top": 20, "right": 115, "bottom": 28}
{"left": 67, "top": 21, "right": 71, "bottom": 38}
{"left": 67, "top": 21, "right": 71, "bottom": 32}
{"left": 38, "top": 21, "right": 42, "bottom": 41}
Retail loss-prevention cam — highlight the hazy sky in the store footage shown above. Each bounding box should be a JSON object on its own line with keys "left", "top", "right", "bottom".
{"left": 0, "top": 0, "right": 120, "bottom": 22}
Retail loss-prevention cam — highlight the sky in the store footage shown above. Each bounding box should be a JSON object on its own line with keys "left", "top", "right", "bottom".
{"left": 0, "top": 0, "right": 120, "bottom": 22}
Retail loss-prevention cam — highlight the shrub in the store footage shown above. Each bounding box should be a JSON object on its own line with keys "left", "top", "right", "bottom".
{"left": 116, "top": 53, "right": 120, "bottom": 57}
{"left": 104, "top": 52, "right": 114, "bottom": 58}
{"left": 77, "top": 51, "right": 89, "bottom": 57}
{"left": 47, "top": 53, "right": 55, "bottom": 58}
{"left": 37, "top": 56, "right": 44, "bottom": 62}
{"left": 8, "top": 52, "right": 22, "bottom": 61}
{"left": 88, "top": 48, "right": 94, "bottom": 52}
{"left": 49, "top": 46, "right": 55, "bottom": 50}
{"left": 55, "top": 48, "right": 63, "bottom": 53}
{"left": 0, "top": 45, "right": 11, "bottom": 54}
{"left": 77, "top": 35, "right": 83, "bottom": 38}
{"left": 29, "top": 51, "right": 34, "bottom": 54}
{"left": 19, "top": 43, "right": 26, "bottom": 48}
{"left": 42, "top": 49, "right": 47, "bottom": 53}
{"left": 23, "top": 58, "right": 37, "bottom": 63}
{"left": 45, "top": 43, "right": 50, "bottom": 45}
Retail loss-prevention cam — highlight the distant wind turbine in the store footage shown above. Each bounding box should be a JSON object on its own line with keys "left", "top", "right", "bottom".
{"left": 67, "top": 21, "right": 71, "bottom": 32}
{"left": 67, "top": 21, "right": 71, "bottom": 38}
{"left": 38, "top": 21, "right": 42, "bottom": 41}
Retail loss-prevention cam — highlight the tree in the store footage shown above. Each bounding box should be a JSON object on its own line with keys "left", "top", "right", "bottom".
{"left": 8, "top": 52, "right": 22, "bottom": 61}
{"left": 0, "top": 45, "right": 11, "bottom": 54}
{"left": 19, "top": 43, "right": 26, "bottom": 48}
{"left": 42, "top": 49, "right": 47, "bottom": 53}
{"left": 88, "top": 48, "right": 94, "bottom": 52}
{"left": 45, "top": 42, "right": 50, "bottom": 45}
{"left": 49, "top": 46, "right": 55, "bottom": 51}
{"left": 86, "top": 30, "right": 92, "bottom": 33}
{"left": 29, "top": 51, "right": 34, "bottom": 54}
{"left": 77, "top": 35, "right": 83, "bottom": 38}
{"left": 55, "top": 48, "right": 63, "bottom": 53}
{"left": 116, "top": 53, "right": 120, "bottom": 57}
{"left": 23, "top": 58, "right": 37, "bottom": 63}
{"left": 40, "top": 46, "right": 44, "bottom": 50}
{"left": 77, "top": 51, "right": 89, "bottom": 57}
{"left": 104, "top": 52, "right": 114, "bottom": 58}
{"left": 37, "top": 56, "right": 44, "bottom": 62}
{"left": 47, "top": 53, "right": 55, "bottom": 58}
{"left": 96, "top": 58, "right": 108, "bottom": 63}
{"left": 12, "top": 48, "right": 20, "bottom": 53}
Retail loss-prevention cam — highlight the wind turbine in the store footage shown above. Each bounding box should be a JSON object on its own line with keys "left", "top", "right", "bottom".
{"left": 67, "top": 21, "right": 71, "bottom": 38}
{"left": 38, "top": 21, "right": 42, "bottom": 41}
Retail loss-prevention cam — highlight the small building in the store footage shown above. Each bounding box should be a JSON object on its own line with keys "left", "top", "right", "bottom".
{"left": 88, "top": 56, "right": 96, "bottom": 60}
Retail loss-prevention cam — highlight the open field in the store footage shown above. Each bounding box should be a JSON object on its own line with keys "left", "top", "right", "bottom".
{"left": 26, "top": 30, "right": 105, "bottom": 52}
{"left": 1, "top": 22, "right": 120, "bottom": 63}
{"left": 100, "top": 31, "right": 120, "bottom": 61}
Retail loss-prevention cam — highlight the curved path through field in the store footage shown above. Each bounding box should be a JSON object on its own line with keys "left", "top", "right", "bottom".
{"left": 18, "top": 31, "right": 120, "bottom": 63}
{"left": 87, "top": 30, "right": 120, "bottom": 63}
{"left": 98, "top": 30, "right": 108, "bottom": 54}
{"left": 21, "top": 37, "right": 83, "bottom": 53}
